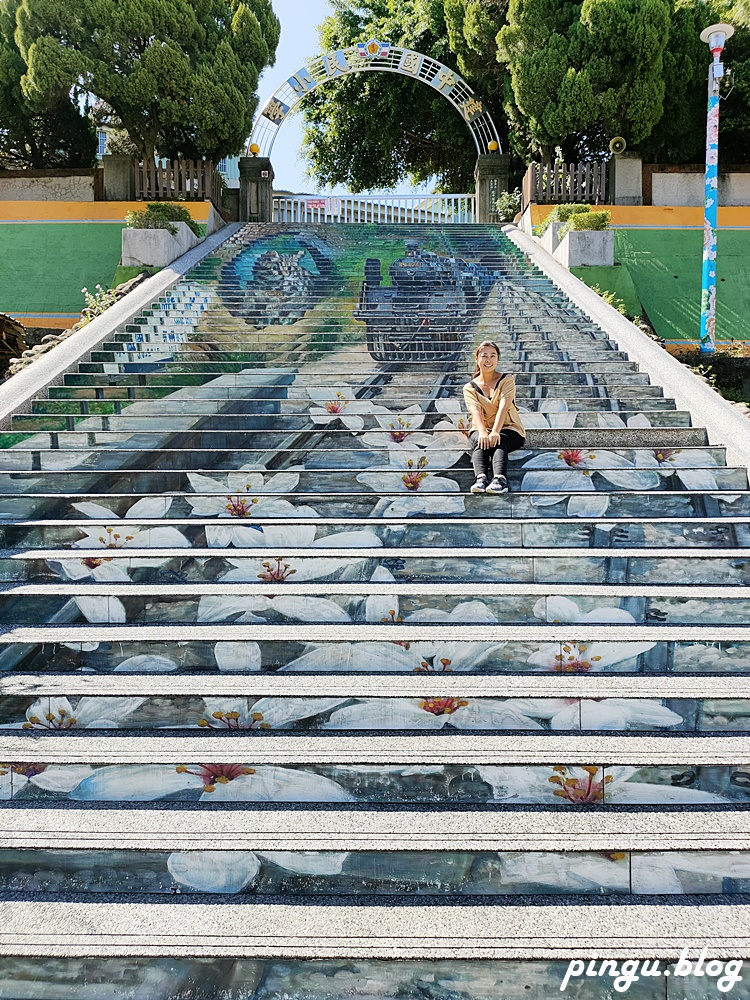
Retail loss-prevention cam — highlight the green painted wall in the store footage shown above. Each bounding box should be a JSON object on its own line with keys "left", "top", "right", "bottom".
{"left": 614, "top": 229, "right": 750, "bottom": 343}
{"left": 0, "top": 223, "right": 124, "bottom": 320}
{"left": 2, "top": 220, "right": 749, "bottom": 343}
{"left": 569, "top": 264, "right": 643, "bottom": 320}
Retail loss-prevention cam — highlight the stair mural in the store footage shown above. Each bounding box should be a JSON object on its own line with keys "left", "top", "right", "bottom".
{"left": 0, "top": 223, "right": 749, "bottom": 997}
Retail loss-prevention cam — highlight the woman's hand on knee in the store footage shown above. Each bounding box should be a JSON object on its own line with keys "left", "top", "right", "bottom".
{"left": 477, "top": 431, "right": 491, "bottom": 449}
{"left": 488, "top": 430, "right": 500, "bottom": 448}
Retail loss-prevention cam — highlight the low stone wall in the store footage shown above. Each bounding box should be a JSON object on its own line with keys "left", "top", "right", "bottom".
{"left": 642, "top": 163, "right": 750, "bottom": 207}
{"left": 121, "top": 222, "right": 201, "bottom": 268}
{"left": 553, "top": 229, "right": 614, "bottom": 268}
{"left": 651, "top": 171, "right": 750, "bottom": 207}
{"left": 0, "top": 169, "right": 100, "bottom": 202}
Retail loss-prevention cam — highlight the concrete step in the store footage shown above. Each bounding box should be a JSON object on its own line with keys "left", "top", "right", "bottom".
{"left": 32, "top": 397, "right": 678, "bottom": 416}
{"left": 0, "top": 490, "right": 744, "bottom": 523}
{"left": 0, "top": 901, "right": 747, "bottom": 960}
{"left": 8, "top": 545, "right": 750, "bottom": 587}
{"left": 0, "top": 806, "right": 747, "bottom": 851}
{"left": 1, "top": 581, "right": 750, "bottom": 627}
{"left": 4, "top": 673, "right": 749, "bottom": 698}
{"left": 49, "top": 383, "right": 667, "bottom": 400}
{"left": 1, "top": 675, "right": 748, "bottom": 733}
{"left": 2, "top": 730, "right": 749, "bottom": 766}
{"left": 12, "top": 410, "right": 695, "bottom": 432}
{"left": 0, "top": 844, "right": 748, "bottom": 900}
{"left": 0, "top": 624, "right": 748, "bottom": 677}
{"left": 0, "top": 430, "right": 707, "bottom": 460}
{"left": 2, "top": 515, "right": 747, "bottom": 550}
{"left": 79, "top": 359, "right": 645, "bottom": 374}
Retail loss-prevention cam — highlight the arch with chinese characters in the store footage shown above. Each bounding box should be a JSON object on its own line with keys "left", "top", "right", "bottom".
{"left": 247, "top": 41, "right": 501, "bottom": 158}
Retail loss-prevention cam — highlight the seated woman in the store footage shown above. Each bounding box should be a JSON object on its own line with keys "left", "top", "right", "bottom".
{"left": 463, "top": 340, "right": 526, "bottom": 495}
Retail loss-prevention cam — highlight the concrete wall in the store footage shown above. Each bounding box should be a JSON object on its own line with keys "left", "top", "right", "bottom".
{"left": 122, "top": 222, "right": 201, "bottom": 268}
{"left": 651, "top": 170, "right": 750, "bottom": 207}
{"left": 610, "top": 153, "right": 642, "bottom": 205}
{"left": 651, "top": 173, "right": 750, "bottom": 206}
{"left": 0, "top": 201, "right": 216, "bottom": 223}
{"left": 527, "top": 203, "right": 750, "bottom": 228}
{"left": 553, "top": 229, "right": 614, "bottom": 268}
{"left": 0, "top": 170, "right": 98, "bottom": 202}
{"left": 541, "top": 221, "right": 564, "bottom": 255}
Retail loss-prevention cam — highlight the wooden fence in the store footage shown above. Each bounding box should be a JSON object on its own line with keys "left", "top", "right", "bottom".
{"left": 134, "top": 159, "right": 222, "bottom": 210}
{"left": 522, "top": 161, "right": 608, "bottom": 211}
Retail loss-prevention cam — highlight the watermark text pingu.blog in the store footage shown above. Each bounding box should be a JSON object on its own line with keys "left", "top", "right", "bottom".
{"left": 560, "top": 949, "right": 743, "bottom": 993}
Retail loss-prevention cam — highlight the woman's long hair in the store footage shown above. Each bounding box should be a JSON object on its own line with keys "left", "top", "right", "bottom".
{"left": 472, "top": 340, "right": 500, "bottom": 378}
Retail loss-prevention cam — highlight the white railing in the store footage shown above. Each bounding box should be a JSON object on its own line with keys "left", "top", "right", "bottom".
{"left": 272, "top": 194, "right": 475, "bottom": 224}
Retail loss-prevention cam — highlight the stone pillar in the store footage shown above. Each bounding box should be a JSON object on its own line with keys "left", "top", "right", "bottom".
{"left": 610, "top": 153, "right": 643, "bottom": 205}
{"left": 102, "top": 154, "right": 136, "bottom": 201}
{"left": 474, "top": 154, "right": 509, "bottom": 224}
{"left": 239, "top": 157, "right": 275, "bottom": 222}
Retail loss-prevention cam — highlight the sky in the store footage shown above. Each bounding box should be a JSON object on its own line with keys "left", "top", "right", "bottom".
{"left": 256, "top": 0, "right": 426, "bottom": 195}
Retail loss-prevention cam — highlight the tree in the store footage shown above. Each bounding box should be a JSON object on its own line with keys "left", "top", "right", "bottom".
{"left": 498, "top": 0, "right": 672, "bottom": 161}
{"left": 0, "top": 0, "right": 96, "bottom": 168}
{"left": 300, "top": 0, "right": 509, "bottom": 192}
{"left": 15, "top": 0, "right": 280, "bottom": 162}
{"left": 498, "top": 0, "right": 750, "bottom": 164}
{"left": 638, "top": 0, "right": 750, "bottom": 163}
{"left": 497, "top": 0, "right": 581, "bottom": 161}
{"left": 444, "top": 0, "right": 531, "bottom": 171}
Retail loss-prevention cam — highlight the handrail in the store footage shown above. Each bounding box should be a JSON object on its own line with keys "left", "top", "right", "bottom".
{"left": 272, "top": 193, "right": 476, "bottom": 224}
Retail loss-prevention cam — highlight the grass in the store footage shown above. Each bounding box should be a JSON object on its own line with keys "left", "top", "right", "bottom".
{"left": 111, "top": 265, "right": 161, "bottom": 288}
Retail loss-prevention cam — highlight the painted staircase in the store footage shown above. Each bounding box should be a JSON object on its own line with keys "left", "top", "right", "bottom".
{"left": 0, "top": 223, "right": 749, "bottom": 998}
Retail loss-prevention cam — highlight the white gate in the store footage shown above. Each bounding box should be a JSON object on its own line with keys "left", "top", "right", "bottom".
{"left": 272, "top": 193, "right": 476, "bottom": 224}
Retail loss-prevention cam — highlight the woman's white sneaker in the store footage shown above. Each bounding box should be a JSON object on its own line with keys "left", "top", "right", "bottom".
{"left": 470, "top": 475, "right": 488, "bottom": 494}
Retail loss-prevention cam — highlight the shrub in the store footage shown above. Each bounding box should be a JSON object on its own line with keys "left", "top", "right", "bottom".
{"left": 539, "top": 203, "right": 590, "bottom": 234}
{"left": 589, "top": 283, "right": 627, "bottom": 316}
{"left": 495, "top": 188, "right": 522, "bottom": 223}
{"left": 558, "top": 210, "right": 611, "bottom": 240}
{"left": 125, "top": 202, "right": 202, "bottom": 238}
{"left": 80, "top": 284, "right": 117, "bottom": 321}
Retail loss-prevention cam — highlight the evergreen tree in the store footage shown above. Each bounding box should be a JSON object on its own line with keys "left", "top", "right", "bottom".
{"left": 498, "top": 0, "right": 672, "bottom": 160}
{"left": 15, "top": 0, "right": 280, "bottom": 162}
{"left": 638, "top": 0, "right": 750, "bottom": 164}
{"left": 0, "top": 0, "right": 96, "bottom": 168}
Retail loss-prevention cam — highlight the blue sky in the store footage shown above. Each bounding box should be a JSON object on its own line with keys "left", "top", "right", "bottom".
{"left": 257, "top": 0, "right": 426, "bottom": 195}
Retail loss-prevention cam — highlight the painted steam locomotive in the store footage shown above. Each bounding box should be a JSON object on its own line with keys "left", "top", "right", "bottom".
{"left": 354, "top": 242, "right": 493, "bottom": 362}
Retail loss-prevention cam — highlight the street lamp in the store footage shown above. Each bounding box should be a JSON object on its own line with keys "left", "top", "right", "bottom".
{"left": 698, "top": 22, "right": 734, "bottom": 353}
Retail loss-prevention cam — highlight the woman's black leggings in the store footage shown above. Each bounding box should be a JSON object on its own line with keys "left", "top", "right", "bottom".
{"left": 469, "top": 429, "right": 525, "bottom": 480}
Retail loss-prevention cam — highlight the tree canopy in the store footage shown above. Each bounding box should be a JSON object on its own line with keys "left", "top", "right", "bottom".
{"left": 0, "top": 0, "right": 96, "bottom": 168}
{"left": 300, "top": 0, "right": 504, "bottom": 192}
{"left": 15, "top": 0, "right": 280, "bottom": 161}
{"left": 297, "top": 0, "right": 750, "bottom": 190}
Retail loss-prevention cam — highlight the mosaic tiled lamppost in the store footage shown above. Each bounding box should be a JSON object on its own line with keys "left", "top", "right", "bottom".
{"left": 698, "top": 22, "right": 734, "bottom": 354}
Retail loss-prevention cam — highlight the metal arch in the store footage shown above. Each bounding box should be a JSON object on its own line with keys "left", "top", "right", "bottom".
{"left": 247, "top": 44, "right": 502, "bottom": 159}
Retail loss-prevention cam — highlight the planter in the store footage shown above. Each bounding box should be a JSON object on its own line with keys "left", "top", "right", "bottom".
{"left": 121, "top": 221, "right": 201, "bottom": 268}
{"left": 541, "top": 221, "right": 565, "bottom": 254}
{"left": 553, "top": 229, "right": 614, "bottom": 268}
